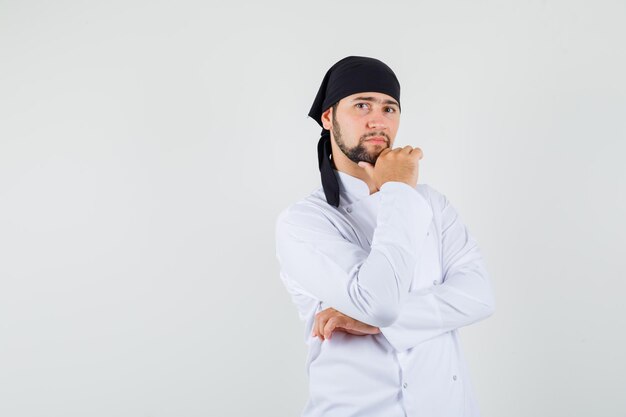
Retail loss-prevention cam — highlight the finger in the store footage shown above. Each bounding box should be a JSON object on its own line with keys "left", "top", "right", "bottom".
{"left": 357, "top": 161, "right": 375, "bottom": 177}
{"left": 352, "top": 321, "right": 376, "bottom": 334}
{"left": 324, "top": 317, "right": 339, "bottom": 340}
{"left": 402, "top": 145, "right": 413, "bottom": 154}
{"left": 343, "top": 318, "right": 359, "bottom": 332}
{"left": 317, "top": 312, "right": 328, "bottom": 340}
{"left": 313, "top": 312, "right": 323, "bottom": 339}
{"left": 312, "top": 311, "right": 319, "bottom": 337}
{"left": 315, "top": 312, "right": 322, "bottom": 339}
{"left": 411, "top": 147, "right": 423, "bottom": 160}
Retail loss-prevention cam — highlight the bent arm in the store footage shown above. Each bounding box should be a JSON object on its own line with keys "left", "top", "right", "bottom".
{"left": 275, "top": 182, "right": 433, "bottom": 328}
{"left": 380, "top": 191, "right": 496, "bottom": 351}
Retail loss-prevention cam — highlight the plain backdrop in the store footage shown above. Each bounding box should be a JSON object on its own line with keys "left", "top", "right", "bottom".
{"left": 1, "top": 1, "right": 625, "bottom": 416}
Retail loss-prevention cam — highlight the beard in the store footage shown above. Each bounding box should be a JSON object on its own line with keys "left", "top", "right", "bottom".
{"left": 331, "top": 115, "right": 389, "bottom": 165}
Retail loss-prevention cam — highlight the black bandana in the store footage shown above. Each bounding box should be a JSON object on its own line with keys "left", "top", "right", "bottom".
{"left": 308, "top": 56, "right": 401, "bottom": 207}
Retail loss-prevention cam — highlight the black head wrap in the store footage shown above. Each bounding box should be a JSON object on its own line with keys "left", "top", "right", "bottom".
{"left": 308, "top": 56, "right": 401, "bottom": 207}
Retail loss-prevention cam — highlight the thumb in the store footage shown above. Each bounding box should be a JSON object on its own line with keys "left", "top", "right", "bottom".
{"left": 357, "top": 161, "right": 374, "bottom": 176}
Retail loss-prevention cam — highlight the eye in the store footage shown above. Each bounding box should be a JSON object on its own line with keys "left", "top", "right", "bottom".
{"left": 385, "top": 107, "right": 397, "bottom": 113}
{"left": 355, "top": 103, "right": 370, "bottom": 109}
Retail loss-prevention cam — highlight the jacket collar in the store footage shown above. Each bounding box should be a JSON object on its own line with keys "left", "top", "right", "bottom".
{"left": 333, "top": 169, "right": 372, "bottom": 204}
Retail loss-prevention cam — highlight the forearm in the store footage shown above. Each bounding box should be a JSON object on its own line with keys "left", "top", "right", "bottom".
{"left": 380, "top": 256, "right": 495, "bottom": 351}
{"left": 276, "top": 182, "right": 433, "bottom": 328}
{"left": 379, "top": 189, "right": 496, "bottom": 351}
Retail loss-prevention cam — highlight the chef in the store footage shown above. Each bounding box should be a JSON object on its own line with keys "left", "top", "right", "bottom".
{"left": 275, "top": 55, "right": 496, "bottom": 417}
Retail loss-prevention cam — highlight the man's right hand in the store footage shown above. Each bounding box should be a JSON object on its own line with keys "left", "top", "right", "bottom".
{"left": 358, "top": 146, "right": 423, "bottom": 190}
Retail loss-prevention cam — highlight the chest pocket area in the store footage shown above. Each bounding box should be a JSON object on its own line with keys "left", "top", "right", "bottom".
{"left": 341, "top": 198, "right": 379, "bottom": 251}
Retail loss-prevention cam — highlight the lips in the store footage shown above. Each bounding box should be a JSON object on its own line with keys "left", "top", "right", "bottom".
{"left": 366, "top": 137, "right": 387, "bottom": 143}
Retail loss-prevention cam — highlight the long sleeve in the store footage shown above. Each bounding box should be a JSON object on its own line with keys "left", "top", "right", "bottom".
{"left": 380, "top": 189, "right": 496, "bottom": 352}
{"left": 275, "top": 181, "right": 433, "bottom": 328}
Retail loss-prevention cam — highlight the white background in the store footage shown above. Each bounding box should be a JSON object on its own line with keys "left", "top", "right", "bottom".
{"left": 1, "top": 1, "right": 625, "bottom": 416}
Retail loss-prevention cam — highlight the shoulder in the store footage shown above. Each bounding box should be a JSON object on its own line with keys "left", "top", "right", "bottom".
{"left": 275, "top": 187, "right": 336, "bottom": 233}
{"left": 415, "top": 183, "right": 448, "bottom": 212}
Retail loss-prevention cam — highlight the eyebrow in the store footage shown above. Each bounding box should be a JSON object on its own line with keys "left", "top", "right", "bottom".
{"left": 351, "top": 96, "right": 400, "bottom": 107}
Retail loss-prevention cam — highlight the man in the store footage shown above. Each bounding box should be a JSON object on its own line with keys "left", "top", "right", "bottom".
{"left": 275, "top": 56, "right": 495, "bottom": 417}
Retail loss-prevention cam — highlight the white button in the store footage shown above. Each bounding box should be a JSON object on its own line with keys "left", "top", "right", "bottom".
{"left": 452, "top": 375, "right": 457, "bottom": 381}
{"left": 433, "top": 280, "right": 438, "bottom": 285}
{"left": 346, "top": 207, "right": 352, "bottom": 213}
{"left": 402, "top": 382, "right": 408, "bottom": 389}
{"left": 427, "top": 231, "right": 430, "bottom": 236}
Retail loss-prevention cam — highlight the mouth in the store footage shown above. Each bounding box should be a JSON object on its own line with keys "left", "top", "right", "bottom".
{"left": 365, "top": 136, "right": 387, "bottom": 144}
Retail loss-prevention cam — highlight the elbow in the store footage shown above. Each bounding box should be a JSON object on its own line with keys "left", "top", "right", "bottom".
{"left": 368, "top": 302, "right": 401, "bottom": 328}
{"left": 352, "top": 286, "right": 403, "bottom": 327}
{"left": 350, "top": 259, "right": 408, "bottom": 327}
{"left": 482, "top": 302, "right": 495, "bottom": 320}
{"left": 480, "top": 291, "right": 496, "bottom": 319}
{"left": 472, "top": 272, "right": 496, "bottom": 320}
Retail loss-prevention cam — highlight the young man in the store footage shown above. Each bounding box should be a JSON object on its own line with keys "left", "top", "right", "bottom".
{"left": 275, "top": 56, "right": 495, "bottom": 417}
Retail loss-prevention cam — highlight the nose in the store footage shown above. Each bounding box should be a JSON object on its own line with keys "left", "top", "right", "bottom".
{"left": 367, "top": 116, "right": 387, "bottom": 130}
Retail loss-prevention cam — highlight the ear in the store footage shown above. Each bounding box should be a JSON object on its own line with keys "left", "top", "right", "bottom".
{"left": 321, "top": 107, "right": 333, "bottom": 130}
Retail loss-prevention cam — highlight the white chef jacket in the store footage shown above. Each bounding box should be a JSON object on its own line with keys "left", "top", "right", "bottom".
{"left": 275, "top": 169, "right": 495, "bottom": 417}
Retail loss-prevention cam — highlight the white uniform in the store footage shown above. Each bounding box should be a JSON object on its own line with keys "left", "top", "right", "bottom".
{"left": 275, "top": 169, "right": 496, "bottom": 417}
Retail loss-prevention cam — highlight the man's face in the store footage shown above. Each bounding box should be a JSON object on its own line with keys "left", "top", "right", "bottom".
{"left": 322, "top": 91, "right": 401, "bottom": 165}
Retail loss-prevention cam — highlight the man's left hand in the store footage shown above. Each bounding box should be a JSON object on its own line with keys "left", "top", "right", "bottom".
{"left": 312, "top": 307, "right": 381, "bottom": 341}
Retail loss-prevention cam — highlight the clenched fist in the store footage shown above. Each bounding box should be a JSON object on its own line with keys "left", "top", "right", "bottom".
{"left": 312, "top": 307, "right": 381, "bottom": 341}
{"left": 358, "top": 145, "right": 423, "bottom": 190}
